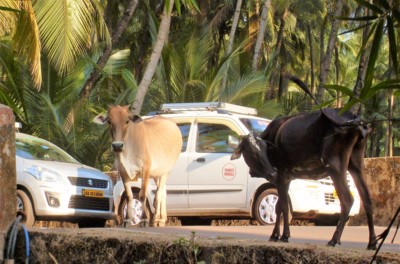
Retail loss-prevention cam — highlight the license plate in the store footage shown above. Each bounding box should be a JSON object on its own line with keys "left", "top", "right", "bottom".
{"left": 82, "top": 189, "right": 104, "bottom": 198}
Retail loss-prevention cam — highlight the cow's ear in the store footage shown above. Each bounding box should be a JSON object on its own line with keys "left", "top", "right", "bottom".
{"left": 93, "top": 114, "right": 108, "bottom": 125}
{"left": 130, "top": 114, "right": 143, "bottom": 123}
{"left": 230, "top": 148, "right": 242, "bottom": 160}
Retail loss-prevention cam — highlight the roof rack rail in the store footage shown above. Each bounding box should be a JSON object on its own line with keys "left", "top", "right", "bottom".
{"left": 159, "top": 102, "right": 257, "bottom": 115}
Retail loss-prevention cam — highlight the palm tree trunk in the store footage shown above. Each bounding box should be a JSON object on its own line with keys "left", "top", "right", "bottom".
{"left": 268, "top": 7, "right": 287, "bottom": 101}
{"left": 131, "top": 0, "right": 174, "bottom": 114}
{"left": 276, "top": 7, "right": 289, "bottom": 100}
{"left": 80, "top": 0, "right": 139, "bottom": 99}
{"left": 252, "top": 0, "right": 270, "bottom": 71}
{"left": 307, "top": 24, "right": 315, "bottom": 94}
{"left": 351, "top": 6, "right": 371, "bottom": 115}
{"left": 316, "top": 0, "right": 344, "bottom": 103}
{"left": 334, "top": 45, "right": 341, "bottom": 107}
{"left": 247, "top": 1, "right": 260, "bottom": 53}
{"left": 220, "top": 0, "right": 243, "bottom": 93}
{"left": 385, "top": 92, "right": 394, "bottom": 156}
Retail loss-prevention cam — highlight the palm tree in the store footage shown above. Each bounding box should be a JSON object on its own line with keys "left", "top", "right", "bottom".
{"left": 221, "top": 0, "right": 243, "bottom": 93}
{"left": 131, "top": 0, "right": 175, "bottom": 114}
{"left": 146, "top": 22, "right": 278, "bottom": 115}
{"left": 0, "top": 0, "right": 110, "bottom": 90}
{"left": 316, "top": 0, "right": 344, "bottom": 103}
{"left": 80, "top": 0, "right": 139, "bottom": 99}
{"left": 252, "top": 0, "right": 271, "bottom": 71}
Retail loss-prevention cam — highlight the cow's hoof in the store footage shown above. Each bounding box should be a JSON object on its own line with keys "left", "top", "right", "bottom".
{"left": 367, "top": 243, "right": 377, "bottom": 250}
{"left": 279, "top": 237, "right": 289, "bottom": 243}
{"left": 150, "top": 222, "right": 165, "bottom": 227}
{"left": 123, "top": 219, "right": 133, "bottom": 227}
{"left": 327, "top": 240, "right": 340, "bottom": 247}
{"left": 269, "top": 236, "right": 279, "bottom": 242}
{"left": 150, "top": 220, "right": 166, "bottom": 227}
{"left": 140, "top": 221, "right": 150, "bottom": 227}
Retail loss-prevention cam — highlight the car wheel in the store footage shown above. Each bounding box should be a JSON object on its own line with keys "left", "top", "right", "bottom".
{"left": 254, "top": 188, "right": 292, "bottom": 225}
{"left": 17, "top": 190, "right": 35, "bottom": 227}
{"left": 77, "top": 219, "right": 107, "bottom": 228}
{"left": 180, "top": 217, "right": 212, "bottom": 226}
{"left": 118, "top": 192, "right": 144, "bottom": 226}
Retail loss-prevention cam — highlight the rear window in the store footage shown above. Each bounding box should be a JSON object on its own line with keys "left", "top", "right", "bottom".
{"left": 240, "top": 118, "right": 269, "bottom": 134}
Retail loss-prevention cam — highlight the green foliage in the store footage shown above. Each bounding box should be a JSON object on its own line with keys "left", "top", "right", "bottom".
{"left": 2, "top": 0, "right": 400, "bottom": 168}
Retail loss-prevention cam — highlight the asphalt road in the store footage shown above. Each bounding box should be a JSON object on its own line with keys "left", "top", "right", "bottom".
{"left": 119, "top": 225, "right": 400, "bottom": 253}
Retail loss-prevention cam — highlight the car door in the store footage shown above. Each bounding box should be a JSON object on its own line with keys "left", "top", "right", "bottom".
{"left": 187, "top": 118, "right": 248, "bottom": 208}
{"left": 164, "top": 121, "right": 192, "bottom": 209}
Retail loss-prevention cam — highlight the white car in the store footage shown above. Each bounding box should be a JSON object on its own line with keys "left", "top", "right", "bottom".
{"left": 113, "top": 102, "right": 360, "bottom": 226}
{"left": 16, "top": 132, "right": 115, "bottom": 227}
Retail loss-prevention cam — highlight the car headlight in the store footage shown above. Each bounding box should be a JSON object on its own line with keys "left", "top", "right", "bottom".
{"left": 24, "top": 165, "right": 66, "bottom": 184}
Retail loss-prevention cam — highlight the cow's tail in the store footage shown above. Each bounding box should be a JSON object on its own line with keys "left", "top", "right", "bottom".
{"left": 284, "top": 74, "right": 320, "bottom": 105}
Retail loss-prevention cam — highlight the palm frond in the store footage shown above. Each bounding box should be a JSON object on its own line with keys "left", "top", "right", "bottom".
{"left": 34, "top": 0, "right": 108, "bottom": 75}
{"left": 0, "top": 0, "right": 17, "bottom": 36}
{"left": 12, "top": 1, "right": 42, "bottom": 88}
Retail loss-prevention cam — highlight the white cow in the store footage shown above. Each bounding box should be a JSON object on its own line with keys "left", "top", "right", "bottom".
{"left": 94, "top": 105, "right": 182, "bottom": 227}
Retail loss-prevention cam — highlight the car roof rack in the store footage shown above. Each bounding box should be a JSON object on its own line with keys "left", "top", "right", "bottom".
{"left": 159, "top": 102, "right": 257, "bottom": 115}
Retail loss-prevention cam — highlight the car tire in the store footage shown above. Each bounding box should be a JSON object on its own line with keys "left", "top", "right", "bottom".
{"left": 17, "top": 189, "right": 35, "bottom": 227}
{"left": 254, "top": 188, "right": 292, "bottom": 225}
{"left": 179, "top": 217, "right": 212, "bottom": 226}
{"left": 77, "top": 219, "right": 107, "bottom": 228}
{"left": 118, "top": 192, "right": 148, "bottom": 227}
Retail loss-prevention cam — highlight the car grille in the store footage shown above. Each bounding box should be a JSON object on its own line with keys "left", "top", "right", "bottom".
{"left": 68, "top": 177, "right": 108, "bottom": 189}
{"left": 324, "top": 193, "right": 339, "bottom": 205}
{"left": 318, "top": 176, "right": 352, "bottom": 187}
{"left": 68, "top": 196, "right": 110, "bottom": 211}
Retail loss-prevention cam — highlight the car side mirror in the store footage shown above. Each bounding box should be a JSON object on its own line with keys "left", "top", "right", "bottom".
{"left": 227, "top": 135, "right": 239, "bottom": 149}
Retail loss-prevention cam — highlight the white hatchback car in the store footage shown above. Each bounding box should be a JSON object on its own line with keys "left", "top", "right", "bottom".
{"left": 16, "top": 132, "right": 115, "bottom": 227}
{"left": 113, "top": 102, "right": 360, "bottom": 226}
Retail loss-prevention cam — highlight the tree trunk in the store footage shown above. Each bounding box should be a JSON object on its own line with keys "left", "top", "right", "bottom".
{"left": 278, "top": 64, "right": 286, "bottom": 100}
{"left": 80, "top": 0, "right": 139, "bottom": 99}
{"left": 220, "top": 0, "right": 243, "bottom": 93}
{"left": 375, "top": 127, "right": 383, "bottom": 157}
{"left": 334, "top": 45, "right": 341, "bottom": 107}
{"left": 252, "top": 0, "right": 270, "bottom": 71}
{"left": 307, "top": 24, "right": 315, "bottom": 94}
{"left": 385, "top": 92, "right": 394, "bottom": 157}
{"left": 319, "top": 15, "right": 326, "bottom": 92}
{"left": 316, "top": 0, "right": 344, "bottom": 103}
{"left": 247, "top": 0, "right": 260, "bottom": 53}
{"left": 351, "top": 6, "right": 371, "bottom": 115}
{"left": 275, "top": 7, "right": 287, "bottom": 53}
{"left": 131, "top": 0, "right": 174, "bottom": 114}
{"left": 267, "top": 7, "right": 287, "bottom": 101}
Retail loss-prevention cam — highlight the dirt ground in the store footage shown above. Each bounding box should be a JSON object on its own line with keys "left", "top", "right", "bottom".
{"left": 10, "top": 219, "right": 400, "bottom": 264}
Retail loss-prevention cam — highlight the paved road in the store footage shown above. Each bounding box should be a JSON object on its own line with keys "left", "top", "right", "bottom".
{"left": 119, "top": 225, "right": 400, "bottom": 253}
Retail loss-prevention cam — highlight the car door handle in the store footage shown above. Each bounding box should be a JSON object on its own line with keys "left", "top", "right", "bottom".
{"left": 195, "top": 158, "right": 206, "bottom": 163}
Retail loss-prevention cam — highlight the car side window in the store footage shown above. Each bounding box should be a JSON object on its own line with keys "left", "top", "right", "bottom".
{"left": 177, "top": 123, "right": 191, "bottom": 152}
{"left": 196, "top": 123, "right": 239, "bottom": 153}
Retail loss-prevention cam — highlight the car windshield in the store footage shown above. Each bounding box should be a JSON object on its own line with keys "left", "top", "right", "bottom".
{"left": 16, "top": 136, "right": 79, "bottom": 163}
{"left": 240, "top": 118, "right": 269, "bottom": 134}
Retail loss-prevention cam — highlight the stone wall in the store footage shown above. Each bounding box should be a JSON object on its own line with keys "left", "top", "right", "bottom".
{"left": 351, "top": 157, "right": 400, "bottom": 226}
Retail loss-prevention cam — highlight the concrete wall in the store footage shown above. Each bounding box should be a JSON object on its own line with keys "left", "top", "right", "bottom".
{"left": 0, "top": 105, "right": 16, "bottom": 262}
{"left": 351, "top": 157, "right": 400, "bottom": 226}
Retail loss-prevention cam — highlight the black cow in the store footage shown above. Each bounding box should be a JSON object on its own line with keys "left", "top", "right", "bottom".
{"left": 231, "top": 108, "right": 377, "bottom": 250}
